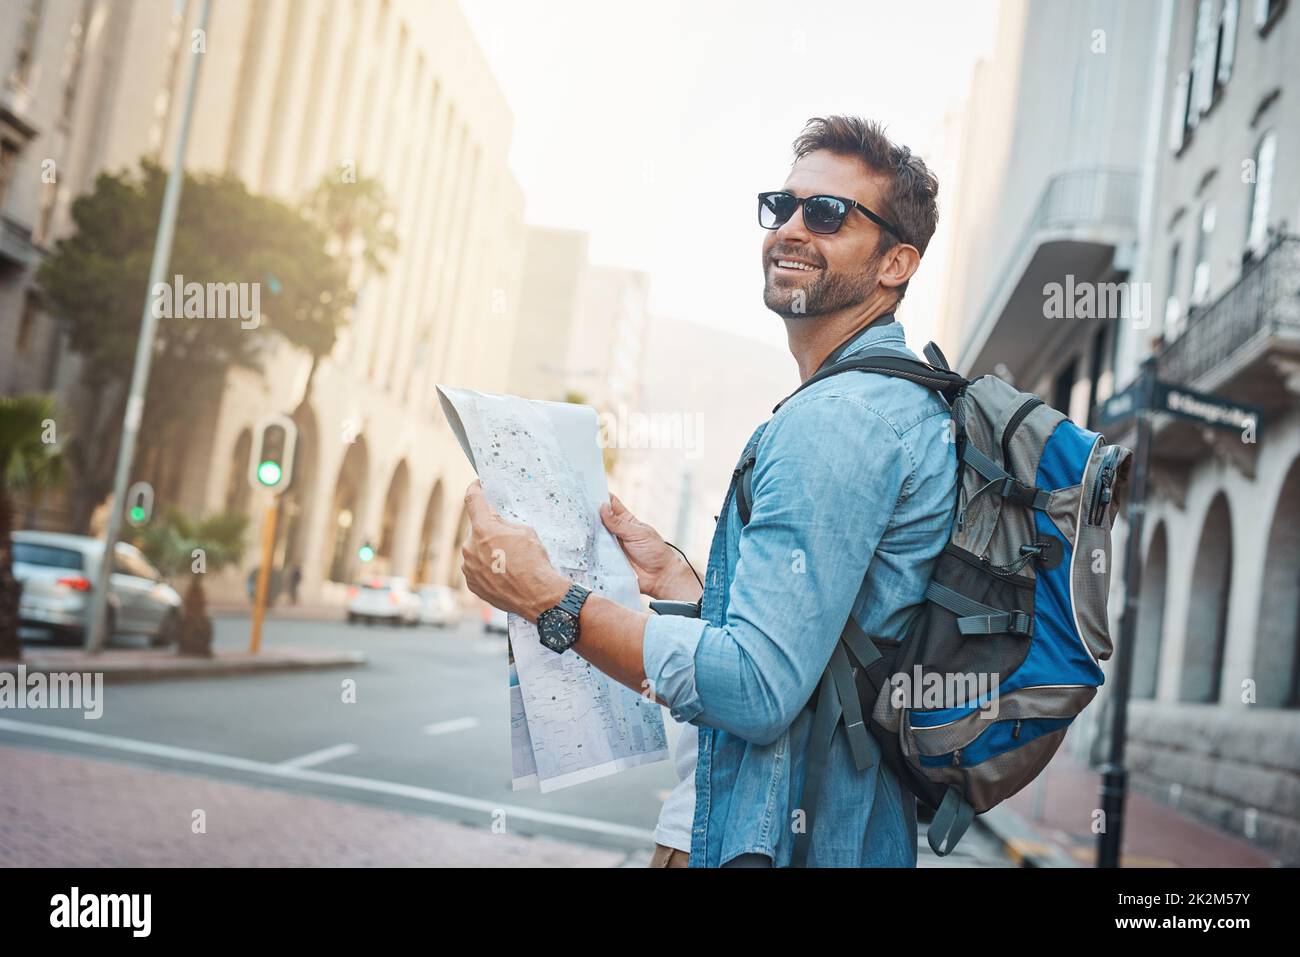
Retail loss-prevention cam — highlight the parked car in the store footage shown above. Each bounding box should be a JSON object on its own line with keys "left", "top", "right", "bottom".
{"left": 12, "top": 530, "right": 182, "bottom": 647}
{"left": 481, "top": 602, "right": 509, "bottom": 635}
{"left": 417, "top": 584, "right": 460, "bottom": 627}
{"left": 345, "top": 576, "right": 421, "bottom": 625}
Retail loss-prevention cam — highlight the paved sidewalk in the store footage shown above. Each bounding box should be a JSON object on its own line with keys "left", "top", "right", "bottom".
{"left": 0, "top": 744, "right": 630, "bottom": 867}
{"left": 978, "top": 751, "right": 1280, "bottom": 867}
{"left": 2, "top": 645, "right": 365, "bottom": 683}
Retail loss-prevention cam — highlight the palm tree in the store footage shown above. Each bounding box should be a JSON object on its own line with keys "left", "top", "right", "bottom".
{"left": 0, "top": 395, "right": 65, "bottom": 661}
{"left": 134, "top": 509, "right": 248, "bottom": 657}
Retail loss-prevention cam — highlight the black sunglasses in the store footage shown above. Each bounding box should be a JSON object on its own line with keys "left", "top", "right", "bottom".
{"left": 758, "top": 190, "right": 908, "bottom": 244}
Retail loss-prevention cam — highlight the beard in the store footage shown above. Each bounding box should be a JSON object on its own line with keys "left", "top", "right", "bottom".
{"left": 763, "top": 254, "right": 880, "bottom": 319}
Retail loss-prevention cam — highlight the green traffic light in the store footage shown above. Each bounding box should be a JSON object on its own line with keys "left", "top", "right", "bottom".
{"left": 358, "top": 544, "right": 375, "bottom": 562}
{"left": 129, "top": 506, "right": 146, "bottom": 522}
{"left": 256, "top": 460, "right": 283, "bottom": 486}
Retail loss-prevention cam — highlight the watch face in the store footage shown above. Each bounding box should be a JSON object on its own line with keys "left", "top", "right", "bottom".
{"left": 538, "top": 607, "right": 577, "bottom": 653}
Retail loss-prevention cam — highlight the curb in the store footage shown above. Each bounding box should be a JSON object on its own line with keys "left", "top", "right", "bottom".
{"left": 0, "top": 649, "right": 367, "bottom": 684}
{"left": 974, "top": 804, "right": 1082, "bottom": 868}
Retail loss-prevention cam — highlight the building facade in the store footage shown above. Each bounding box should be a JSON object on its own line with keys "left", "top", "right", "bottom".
{"left": 1, "top": 0, "right": 528, "bottom": 601}
{"left": 943, "top": 0, "right": 1300, "bottom": 862}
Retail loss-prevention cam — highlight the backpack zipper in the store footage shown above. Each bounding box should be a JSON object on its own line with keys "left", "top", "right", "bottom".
{"left": 1000, "top": 397, "right": 1044, "bottom": 469}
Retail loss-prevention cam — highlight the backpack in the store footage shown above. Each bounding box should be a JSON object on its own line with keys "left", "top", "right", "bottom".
{"left": 730, "top": 341, "right": 1132, "bottom": 864}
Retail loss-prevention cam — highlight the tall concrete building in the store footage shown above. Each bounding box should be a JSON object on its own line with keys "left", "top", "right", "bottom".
{"left": 0, "top": 0, "right": 527, "bottom": 600}
{"left": 944, "top": 0, "right": 1300, "bottom": 862}
{"left": 1105, "top": 0, "right": 1300, "bottom": 864}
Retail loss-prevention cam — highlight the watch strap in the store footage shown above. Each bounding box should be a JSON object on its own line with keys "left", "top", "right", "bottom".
{"left": 556, "top": 583, "right": 591, "bottom": 618}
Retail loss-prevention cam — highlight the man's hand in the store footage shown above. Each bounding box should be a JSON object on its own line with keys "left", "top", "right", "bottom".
{"left": 460, "top": 481, "right": 570, "bottom": 623}
{"left": 600, "top": 494, "right": 702, "bottom": 602}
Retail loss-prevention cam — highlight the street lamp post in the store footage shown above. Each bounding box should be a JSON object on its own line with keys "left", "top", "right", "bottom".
{"left": 1097, "top": 355, "right": 1155, "bottom": 867}
{"left": 86, "top": 0, "right": 213, "bottom": 653}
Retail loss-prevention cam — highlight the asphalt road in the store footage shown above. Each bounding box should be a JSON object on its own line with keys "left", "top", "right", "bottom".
{"left": 1, "top": 612, "right": 1010, "bottom": 865}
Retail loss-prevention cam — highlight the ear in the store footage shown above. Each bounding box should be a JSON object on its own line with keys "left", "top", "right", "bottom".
{"left": 877, "top": 242, "right": 921, "bottom": 292}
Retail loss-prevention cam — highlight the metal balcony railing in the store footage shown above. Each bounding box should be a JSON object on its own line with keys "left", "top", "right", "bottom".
{"left": 1156, "top": 236, "right": 1300, "bottom": 386}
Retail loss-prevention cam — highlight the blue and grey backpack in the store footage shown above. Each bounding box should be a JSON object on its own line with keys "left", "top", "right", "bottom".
{"left": 731, "top": 341, "right": 1132, "bottom": 864}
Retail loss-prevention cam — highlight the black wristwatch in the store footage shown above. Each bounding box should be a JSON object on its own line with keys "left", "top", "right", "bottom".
{"left": 536, "top": 583, "right": 592, "bottom": 654}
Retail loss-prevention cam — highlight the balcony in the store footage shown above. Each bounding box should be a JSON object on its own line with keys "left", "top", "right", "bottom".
{"left": 1156, "top": 236, "right": 1300, "bottom": 401}
{"left": 956, "top": 167, "right": 1140, "bottom": 377}
{"left": 0, "top": 215, "right": 39, "bottom": 269}
{"left": 1141, "top": 236, "right": 1300, "bottom": 480}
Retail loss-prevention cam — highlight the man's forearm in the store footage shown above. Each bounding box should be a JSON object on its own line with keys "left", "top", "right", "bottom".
{"left": 568, "top": 595, "right": 667, "bottom": 705}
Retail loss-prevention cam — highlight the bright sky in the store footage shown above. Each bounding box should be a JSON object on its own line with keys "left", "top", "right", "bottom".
{"left": 461, "top": 0, "right": 1002, "bottom": 351}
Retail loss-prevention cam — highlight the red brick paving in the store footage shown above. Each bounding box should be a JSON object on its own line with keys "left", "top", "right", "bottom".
{"left": 0, "top": 744, "right": 629, "bottom": 867}
{"left": 1001, "top": 752, "right": 1279, "bottom": 867}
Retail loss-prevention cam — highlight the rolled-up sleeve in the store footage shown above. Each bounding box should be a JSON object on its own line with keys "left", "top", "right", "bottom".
{"left": 647, "top": 393, "right": 912, "bottom": 745}
{"left": 642, "top": 613, "right": 708, "bottom": 723}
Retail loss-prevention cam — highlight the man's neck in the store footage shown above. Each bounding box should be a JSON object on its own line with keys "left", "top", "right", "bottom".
{"left": 785, "top": 298, "right": 897, "bottom": 382}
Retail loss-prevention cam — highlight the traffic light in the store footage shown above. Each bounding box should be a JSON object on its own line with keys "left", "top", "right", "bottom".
{"left": 358, "top": 541, "right": 375, "bottom": 562}
{"left": 125, "top": 481, "right": 154, "bottom": 526}
{"left": 248, "top": 413, "right": 298, "bottom": 494}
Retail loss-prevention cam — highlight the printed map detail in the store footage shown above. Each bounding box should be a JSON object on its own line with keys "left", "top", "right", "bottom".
{"left": 438, "top": 386, "right": 669, "bottom": 791}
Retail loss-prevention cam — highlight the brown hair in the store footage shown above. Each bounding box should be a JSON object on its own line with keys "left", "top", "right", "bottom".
{"left": 791, "top": 116, "right": 939, "bottom": 301}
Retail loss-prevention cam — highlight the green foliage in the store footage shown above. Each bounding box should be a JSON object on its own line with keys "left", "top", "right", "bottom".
{"left": 133, "top": 507, "right": 249, "bottom": 580}
{"left": 302, "top": 173, "right": 399, "bottom": 276}
{"left": 0, "top": 394, "right": 65, "bottom": 498}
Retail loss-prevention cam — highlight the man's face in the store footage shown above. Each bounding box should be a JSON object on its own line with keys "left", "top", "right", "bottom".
{"left": 762, "top": 150, "right": 893, "bottom": 319}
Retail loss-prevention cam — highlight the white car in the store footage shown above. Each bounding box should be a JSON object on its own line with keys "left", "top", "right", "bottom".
{"left": 13, "top": 530, "right": 182, "bottom": 647}
{"left": 417, "top": 585, "right": 460, "bottom": 627}
{"left": 346, "top": 577, "right": 421, "bottom": 626}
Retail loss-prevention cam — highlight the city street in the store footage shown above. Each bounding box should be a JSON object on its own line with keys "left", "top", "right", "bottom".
{"left": 1, "top": 611, "right": 1011, "bottom": 867}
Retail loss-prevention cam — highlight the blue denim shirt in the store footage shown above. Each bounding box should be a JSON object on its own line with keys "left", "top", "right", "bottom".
{"left": 642, "top": 319, "right": 957, "bottom": 867}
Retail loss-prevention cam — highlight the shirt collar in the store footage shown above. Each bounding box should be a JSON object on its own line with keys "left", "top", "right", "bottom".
{"left": 815, "top": 313, "right": 906, "bottom": 374}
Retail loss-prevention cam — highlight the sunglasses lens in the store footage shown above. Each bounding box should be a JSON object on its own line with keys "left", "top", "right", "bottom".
{"left": 804, "top": 196, "right": 847, "bottom": 233}
{"left": 759, "top": 192, "right": 796, "bottom": 229}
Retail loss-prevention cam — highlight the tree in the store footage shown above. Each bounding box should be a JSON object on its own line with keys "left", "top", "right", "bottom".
{"left": 37, "top": 161, "right": 358, "bottom": 530}
{"left": 133, "top": 508, "right": 248, "bottom": 657}
{"left": 0, "top": 396, "right": 65, "bottom": 661}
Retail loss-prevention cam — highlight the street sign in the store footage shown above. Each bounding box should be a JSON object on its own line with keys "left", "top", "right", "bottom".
{"left": 1094, "top": 379, "right": 1143, "bottom": 431}
{"left": 1152, "top": 381, "right": 1262, "bottom": 439}
{"left": 1092, "top": 378, "right": 1262, "bottom": 439}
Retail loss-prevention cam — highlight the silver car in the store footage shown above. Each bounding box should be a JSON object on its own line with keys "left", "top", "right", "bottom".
{"left": 13, "top": 530, "right": 183, "bottom": 647}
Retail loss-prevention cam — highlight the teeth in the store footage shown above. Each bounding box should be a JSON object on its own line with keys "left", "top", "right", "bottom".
{"left": 776, "top": 260, "right": 817, "bottom": 271}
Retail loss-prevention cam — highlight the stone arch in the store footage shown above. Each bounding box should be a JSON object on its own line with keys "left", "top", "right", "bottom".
{"left": 1254, "top": 456, "right": 1300, "bottom": 707}
{"left": 414, "top": 479, "right": 445, "bottom": 585}
{"left": 376, "top": 459, "right": 411, "bottom": 573}
{"left": 447, "top": 503, "right": 471, "bottom": 589}
{"left": 1180, "top": 493, "right": 1233, "bottom": 703}
{"left": 325, "top": 435, "right": 370, "bottom": 583}
{"left": 1133, "top": 521, "right": 1168, "bottom": 699}
{"left": 224, "top": 428, "right": 253, "bottom": 515}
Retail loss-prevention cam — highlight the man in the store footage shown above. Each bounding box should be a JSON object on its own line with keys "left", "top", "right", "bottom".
{"left": 462, "top": 116, "right": 956, "bottom": 867}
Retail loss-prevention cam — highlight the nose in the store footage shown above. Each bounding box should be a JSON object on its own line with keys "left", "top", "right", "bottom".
{"left": 772, "top": 199, "right": 812, "bottom": 245}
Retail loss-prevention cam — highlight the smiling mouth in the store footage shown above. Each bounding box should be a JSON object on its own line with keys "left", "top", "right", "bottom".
{"left": 771, "top": 258, "right": 821, "bottom": 273}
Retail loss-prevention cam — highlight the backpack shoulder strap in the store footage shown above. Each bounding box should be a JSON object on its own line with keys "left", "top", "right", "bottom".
{"left": 734, "top": 345, "right": 967, "bottom": 525}
{"left": 772, "top": 346, "right": 968, "bottom": 414}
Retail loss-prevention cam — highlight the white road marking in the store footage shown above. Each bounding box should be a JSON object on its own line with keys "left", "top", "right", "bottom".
{"left": 0, "top": 718, "right": 655, "bottom": 843}
{"left": 422, "top": 717, "right": 479, "bottom": 736}
{"left": 277, "top": 743, "right": 358, "bottom": 769}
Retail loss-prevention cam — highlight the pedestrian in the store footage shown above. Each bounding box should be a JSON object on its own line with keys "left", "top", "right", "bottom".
{"left": 460, "top": 115, "right": 953, "bottom": 867}
{"left": 289, "top": 565, "right": 302, "bottom": 605}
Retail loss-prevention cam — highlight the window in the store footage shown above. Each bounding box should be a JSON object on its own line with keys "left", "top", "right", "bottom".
{"left": 1217, "top": 0, "right": 1239, "bottom": 87}
{"left": 1191, "top": 201, "right": 1216, "bottom": 306}
{"left": 1053, "top": 359, "right": 1078, "bottom": 421}
{"left": 1255, "top": 0, "right": 1287, "bottom": 32}
{"left": 1245, "top": 130, "right": 1276, "bottom": 260}
{"left": 1164, "top": 242, "right": 1183, "bottom": 339}
{"left": 10, "top": 0, "right": 45, "bottom": 88}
